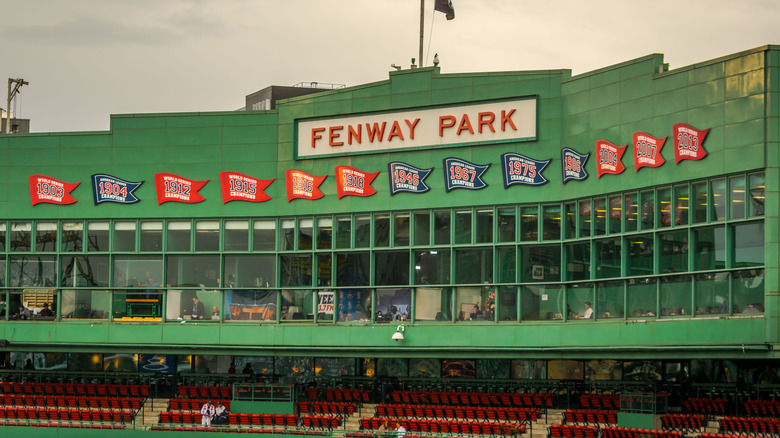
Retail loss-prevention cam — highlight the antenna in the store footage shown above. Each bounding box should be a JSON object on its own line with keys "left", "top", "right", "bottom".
{"left": 6, "top": 78, "right": 29, "bottom": 134}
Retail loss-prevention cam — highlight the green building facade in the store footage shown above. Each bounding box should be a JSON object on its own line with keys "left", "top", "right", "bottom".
{"left": 0, "top": 45, "right": 778, "bottom": 381}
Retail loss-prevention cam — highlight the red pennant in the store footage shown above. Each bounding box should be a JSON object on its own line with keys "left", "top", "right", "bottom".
{"left": 595, "top": 140, "right": 627, "bottom": 178}
{"left": 154, "top": 173, "right": 208, "bottom": 204}
{"left": 29, "top": 175, "right": 80, "bottom": 206}
{"left": 286, "top": 169, "right": 326, "bottom": 202}
{"left": 335, "top": 166, "right": 379, "bottom": 199}
{"left": 219, "top": 171, "right": 274, "bottom": 203}
{"left": 673, "top": 123, "right": 709, "bottom": 164}
{"left": 633, "top": 131, "right": 667, "bottom": 171}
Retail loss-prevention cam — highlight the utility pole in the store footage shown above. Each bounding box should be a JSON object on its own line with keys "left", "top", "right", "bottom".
{"left": 6, "top": 78, "right": 29, "bottom": 134}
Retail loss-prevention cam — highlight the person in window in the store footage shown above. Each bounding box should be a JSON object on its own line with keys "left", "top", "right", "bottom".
{"left": 16, "top": 305, "right": 31, "bottom": 320}
{"left": 38, "top": 302, "right": 53, "bottom": 318}
{"left": 23, "top": 358, "right": 34, "bottom": 370}
{"left": 469, "top": 305, "right": 482, "bottom": 320}
{"left": 212, "top": 305, "right": 220, "bottom": 318}
{"left": 192, "top": 296, "right": 205, "bottom": 320}
{"left": 390, "top": 306, "right": 402, "bottom": 321}
{"left": 243, "top": 362, "right": 254, "bottom": 377}
{"left": 582, "top": 302, "right": 594, "bottom": 319}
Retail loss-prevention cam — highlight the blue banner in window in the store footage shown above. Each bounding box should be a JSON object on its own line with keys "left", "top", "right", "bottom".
{"left": 501, "top": 153, "right": 550, "bottom": 188}
{"left": 443, "top": 158, "right": 490, "bottom": 192}
{"left": 561, "top": 147, "right": 590, "bottom": 183}
{"left": 388, "top": 162, "right": 432, "bottom": 195}
{"left": 91, "top": 174, "right": 142, "bottom": 204}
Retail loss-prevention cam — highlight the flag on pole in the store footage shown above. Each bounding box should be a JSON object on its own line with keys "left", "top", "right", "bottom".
{"left": 435, "top": 0, "right": 455, "bottom": 20}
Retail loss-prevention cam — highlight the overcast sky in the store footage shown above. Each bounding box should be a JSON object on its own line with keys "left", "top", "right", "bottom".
{"left": 2, "top": 0, "right": 778, "bottom": 133}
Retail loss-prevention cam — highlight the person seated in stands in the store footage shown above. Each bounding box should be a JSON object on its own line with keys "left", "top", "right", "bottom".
{"left": 395, "top": 421, "right": 406, "bottom": 438}
{"left": 469, "top": 305, "right": 482, "bottom": 320}
{"left": 243, "top": 362, "right": 254, "bottom": 377}
{"left": 377, "top": 419, "right": 391, "bottom": 433}
{"left": 582, "top": 302, "right": 593, "bottom": 319}
{"left": 211, "top": 305, "right": 220, "bottom": 319}
{"left": 228, "top": 362, "right": 236, "bottom": 374}
{"left": 16, "top": 305, "right": 31, "bottom": 320}
{"left": 38, "top": 302, "right": 54, "bottom": 318}
{"left": 213, "top": 401, "right": 228, "bottom": 425}
{"left": 192, "top": 296, "right": 205, "bottom": 320}
{"left": 23, "top": 358, "right": 34, "bottom": 370}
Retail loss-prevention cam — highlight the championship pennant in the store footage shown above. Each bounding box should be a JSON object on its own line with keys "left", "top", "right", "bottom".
{"left": 335, "top": 166, "right": 379, "bottom": 199}
{"left": 219, "top": 171, "right": 274, "bottom": 203}
{"left": 501, "top": 153, "right": 550, "bottom": 188}
{"left": 154, "top": 173, "right": 208, "bottom": 204}
{"left": 388, "top": 162, "right": 432, "bottom": 195}
{"left": 595, "top": 140, "right": 627, "bottom": 178}
{"left": 91, "top": 174, "right": 142, "bottom": 205}
{"left": 673, "top": 123, "right": 709, "bottom": 164}
{"left": 561, "top": 147, "right": 590, "bottom": 183}
{"left": 633, "top": 131, "right": 667, "bottom": 171}
{"left": 29, "top": 175, "right": 80, "bottom": 206}
{"left": 443, "top": 157, "right": 490, "bottom": 192}
{"left": 286, "top": 169, "right": 326, "bottom": 202}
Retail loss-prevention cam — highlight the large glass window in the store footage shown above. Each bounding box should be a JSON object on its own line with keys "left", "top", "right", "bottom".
{"left": 393, "top": 213, "right": 410, "bottom": 247}
{"left": 10, "top": 222, "right": 31, "bottom": 252}
{"left": 456, "top": 248, "right": 493, "bottom": 284}
{"left": 660, "top": 231, "right": 688, "bottom": 273}
{"left": 253, "top": 220, "right": 275, "bottom": 251}
{"left": 566, "top": 242, "right": 590, "bottom": 281}
{"left": 624, "top": 193, "right": 637, "bottom": 232}
{"left": 674, "top": 184, "right": 689, "bottom": 226}
{"left": 627, "top": 279, "right": 657, "bottom": 318}
{"left": 476, "top": 209, "right": 493, "bottom": 244}
{"left": 61, "top": 255, "right": 109, "bottom": 287}
{"left": 543, "top": 205, "right": 561, "bottom": 240}
{"left": 415, "top": 287, "right": 452, "bottom": 321}
{"left": 660, "top": 275, "right": 691, "bottom": 316}
{"left": 433, "top": 210, "right": 450, "bottom": 245}
{"left": 696, "top": 272, "right": 729, "bottom": 315}
{"left": 374, "top": 215, "right": 390, "bottom": 247}
{"left": 729, "top": 176, "right": 746, "bottom": 220}
{"left": 10, "top": 290, "right": 57, "bottom": 320}
{"left": 336, "top": 253, "right": 369, "bottom": 287}
{"left": 335, "top": 216, "right": 351, "bottom": 249}
{"left": 167, "top": 221, "right": 191, "bottom": 251}
{"left": 224, "top": 255, "right": 276, "bottom": 288}
{"left": 692, "top": 181, "right": 708, "bottom": 223}
{"left": 497, "top": 247, "right": 516, "bottom": 284}
{"left": 337, "top": 289, "right": 371, "bottom": 322}
{"left": 140, "top": 221, "right": 162, "bottom": 252}
{"left": 36, "top": 222, "right": 57, "bottom": 252}
{"left": 9, "top": 255, "right": 56, "bottom": 287}
{"left": 195, "top": 221, "right": 219, "bottom": 252}
{"left": 578, "top": 201, "right": 591, "bottom": 238}
{"left": 281, "top": 220, "right": 295, "bottom": 251}
{"left": 597, "top": 281, "right": 624, "bottom": 318}
{"left": 413, "top": 212, "right": 430, "bottom": 246}
{"left": 281, "top": 290, "right": 315, "bottom": 321}
{"left": 639, "top": 191, "right": 654, "bottom": 230}
{"left": 61, "top": 290, "right": 109, "bottom": 320}
{"left": 710, "top": 178, "right": 726, "bottom": 221}
{"left": 521, "top": 245, "right": 560, "bottom": 282}
{"left": 733, "top": 269, "right": 764, "bottom": 314}
{"left": 86, "top": 221, "right": 109, "bottom": 252}
{"left": 113, "top": 256, "right": 162, "bottom": 288}
{"left": 521, "top": 206, "right": 538, "bottom": 241}
{"left": 355, "top": 216, "right": 371, "bottom": 248}
{"left": 658, "top": 187, "right": 672, "bottom": 228}
{"left": 454, "top": 210, "right": 472, "bottom": 244}
{"left": 316, "top": 218, "right": 332, "bottom": 250}
{"left": 522, "top": 285, "right": 563, "bottom": 321}
{"left": 113, "top": 222, "right": 136, "bottom": 252}
{"left": 414, "top": 250, "right": 450, "bottom": 285}
{"left": 593, "top": 198, "right": 606, "bottom": 236}
{"left": 281, "top": 255, "right": 313, "bottom": 287}
{"left": 115, "top": 291, "right": 163, "bottom": 320}
{"left": 608, "top": 196, "right": 622, "bottom": 234}
{"left": 498, "top": 208, "right": 516, "bottom": 243}
{"left": 0, "top": 223, "right": 5, "bottom": 252}
{"left": 61, "top": 222, "right": 83, "bottom": 252}
{"left": 628, "top": 234, "right": 654, "bottom": 276}
{"left": 227, "top": 290, "right": 276, "bottom": 321}
{"left": 749, "top": 173, "right": 765, "bottom": 217}
{"left": 733, "top": 222, "right": 764, "bottom": 267}
{"left": 317, "top": 254, "right": 332, "bottom": 287}
{"left": 497, "top": 286, "right": 517, "bottom": 321}
{"left": 376, "top": 288, "right": 411, "bottom": 322}
{"left": 567, "top": 283, "right": 594, "bottom": 320}
{"left": 298, "top": 218, "right": 313, "bottom": 250}
{"left": 375, "top": 251, "right": 410, "bottom": 286}
{"left": 694, "top": 226, "right": 725, "bottom": 271}
{"left": 456, "top": 286, "right": 488, "bottom": 321}
{"left": 224, "top": 220, "right": 249, "bottom": 251}
{"left": 166, "top": 255, "right": 220, "bottom": 288}
{"left": 167, "top": 289, "right": 220, "bottom": 321}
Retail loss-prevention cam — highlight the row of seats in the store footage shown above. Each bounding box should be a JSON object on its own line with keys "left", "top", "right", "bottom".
{"left": 323, "top": 388, "right": 371, "bottom": 403}
{"left": 176, "top": 385, "right": 232, "bottom": 400}
{"left": 660, "top": 414, "right": 706, "bottom": 431}
{"left": 564, "top": 409, "right": 618, "bottom": 424}
{"left": 159, "top": 411, "right": 297, "bottom": 427}
{"left": 0, "top": 382, "right": 150, "bottom": 397}
{"left": 360, "top": 416, "right": 525, "bottom": 435}
{"left": 550, "top": 424, "right": 599, "bottom": 438}
{"left": 375, "top": 403, "right": 538, "bottom": 421}
{"left": 1, "top": 394, "right": 143, "bottom": 410}
{"left": 744, "top": 400, "right": 780, "bottom": 417}
{"left": 151, "top": 424, "right": 331, "bottom": 435}
{"left": 0, "top": 420, "right": 126, "bottom": 430}
{"left": 603, "top": 427, "right": 684, "bottom": 438}
{"left": 169, "top": 398, "right": 232, "bottom": 411}
{"left": 580, "top": 395, "right": 620, "bottom": 410}
{"left": 299, "top": 401, "right": 357, "bottom": 415}
{"left": 719, "top": 416, "right": 780, "bottom": 435}
{"left": 0, "top": 407, "right": 134, "bottom": 423}
{"left": 682, "top": 398, "right": 730, "bottom": 415}
{"left": 389, "top": 390, "right": 555, "bottom": 407}
{"left": 301, "top": 415, "right": 342, "bottom": 429}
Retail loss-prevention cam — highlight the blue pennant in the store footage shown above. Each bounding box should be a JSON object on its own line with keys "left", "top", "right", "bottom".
{"left": 561, "top": 147, "right": 590, "bottom": 183}
{"left": 501, "top": 153, "right": 551, "bottom": 188}
{"left": 91, "top": 174, "right": 143, "bottom": 205}
{"left": 443, "top": 158, "right": 490, "bottom": 192}
{"left": 388, "top": 162, "right": 432, "bottom": 195}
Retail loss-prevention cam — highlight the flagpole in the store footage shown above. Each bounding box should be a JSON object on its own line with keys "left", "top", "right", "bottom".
{"left": 419, "top": 0, "right": 424, "bottom": 67}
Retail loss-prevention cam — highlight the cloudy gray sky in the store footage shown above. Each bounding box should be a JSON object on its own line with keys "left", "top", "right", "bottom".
{"left": 2, "top": 0, "right": 778, "bottom": 133}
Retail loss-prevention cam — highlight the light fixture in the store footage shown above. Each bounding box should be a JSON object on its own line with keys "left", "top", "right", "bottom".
{"left": 392, "top": 325, "right": 405, "bottom": 342}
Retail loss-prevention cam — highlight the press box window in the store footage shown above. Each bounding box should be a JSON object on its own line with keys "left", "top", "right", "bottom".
{"left": 86, "top": 221, "right": 109, "bottom": 252}
{"left": 140, "top": 221, "right": 162, "bottom": 252}
{"left": 10, "top": 222, "right": 31, "bottom": 252}
{"left": 298, "top": 218, "right": 313, "bottom": 250}
{"left": 61, "top": 222, "right": 83, "bottom": 252}
{"left": 253, "top": 220, "right": 275, "bottom": 251}
{"left": 195, "top": 221, "right": 219, "bottom": 252}
{"left": 36, "top": 222, "right": 57, "bottom": 252}
{"left": 224, "top": 220, "right": 249, "bottom": 251}
{"left": 113, "top": 222, "right": 136, "bottom": 252}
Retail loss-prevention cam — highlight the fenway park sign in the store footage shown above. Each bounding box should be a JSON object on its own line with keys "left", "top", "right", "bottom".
{"left": 297, "top": 98, "right": 537, "bottom": 158}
